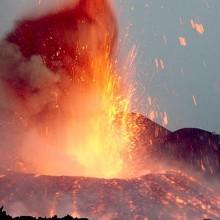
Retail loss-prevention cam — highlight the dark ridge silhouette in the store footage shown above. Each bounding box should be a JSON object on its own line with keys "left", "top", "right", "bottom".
{"left": 0, "top": 206, "right": 212, "bottom": 220}
{"left": 124, "top": 114, "right": 220, "bottom": 178}
{"left": 0, "top": 206, "right": 88, "bottom": 220}
{"left": 159, "top": 128, "right": 220, "bottom": 176}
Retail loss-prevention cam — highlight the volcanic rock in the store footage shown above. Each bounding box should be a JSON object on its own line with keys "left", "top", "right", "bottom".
{"left": 128, "top": 113, "right": 220, "bottom": 178}
{"left": 0, "top": 171, "right": 219, "bottom": 220}
{"left": 161, "top": 128, "right": 220, "bottom": 177}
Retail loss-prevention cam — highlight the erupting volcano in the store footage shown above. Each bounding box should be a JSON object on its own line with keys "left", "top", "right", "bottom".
{"left": 0, "top": 0, "right": 220, "bottom": 219}
{"left": 2, "top": 0, "right": 137, "bottom": 179}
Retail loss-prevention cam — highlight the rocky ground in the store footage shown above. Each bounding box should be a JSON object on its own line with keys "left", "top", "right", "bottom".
{"left": 0, "top": 170, "right": 219, "bottom": 220}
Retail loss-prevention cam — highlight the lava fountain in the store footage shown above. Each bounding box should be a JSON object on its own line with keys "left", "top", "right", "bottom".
{"left": 3, "top": 0, "right": 138, "bottom": 179}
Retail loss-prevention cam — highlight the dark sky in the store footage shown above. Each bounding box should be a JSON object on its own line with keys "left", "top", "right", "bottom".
{"left": 0, "top": 0, "right": 220, "bottom": 132}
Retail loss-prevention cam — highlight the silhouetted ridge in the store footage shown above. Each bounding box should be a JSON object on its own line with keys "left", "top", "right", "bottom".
{"left": 166, "top": 128, "right": 219, "bottom": 141}
{"left": 161, "top": 128, "right": 220, "bottom": 176}
{"left": 0, "top": 206, "right": 88, "bottom": 220}
{"left": 117, "top": 113, "right": 220, "bottom": 177}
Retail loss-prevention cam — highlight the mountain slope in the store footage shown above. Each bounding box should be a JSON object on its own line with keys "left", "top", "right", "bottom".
{"left": 0, "top": 171, "right": 220, "bottom": 220}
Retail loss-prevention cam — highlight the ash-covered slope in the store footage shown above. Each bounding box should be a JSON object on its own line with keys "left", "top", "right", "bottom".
{"left": 160, "top": 128, "right": 220, "bottom": 177}
{"left": 128, "top": 113, "right": 220, "bottom": 178}
{"left": 0, "top": 171, "right": 220, "bottom": 220}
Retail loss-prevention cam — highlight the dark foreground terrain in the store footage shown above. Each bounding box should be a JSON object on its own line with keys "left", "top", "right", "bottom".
{"left": 0, "top": 206, "right": 88, "bottom": 220}
{"left": 0, "top": 207, "right": 212, "bottom": 220}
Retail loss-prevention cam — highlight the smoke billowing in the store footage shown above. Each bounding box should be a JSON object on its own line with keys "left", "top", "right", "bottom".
{"left": 0, "top": 0, "right": 121, "bottom": 177}
{"left": 1, "top": 1, "right": 220, "bottom": 219}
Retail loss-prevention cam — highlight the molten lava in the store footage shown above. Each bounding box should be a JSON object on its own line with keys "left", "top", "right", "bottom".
{"left": 5, "top": 0, "right": 138, "bottom": 178}
{"left": 64, "top": 53, "right": 136, "bottom": 178}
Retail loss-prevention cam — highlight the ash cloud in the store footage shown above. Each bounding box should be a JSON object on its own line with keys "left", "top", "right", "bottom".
{"left": 0, "top": 41, "right": 60, "bottom": 116}
{"left": 0, "top": 40, "right": 63, "bottom": 173}
{"left": 0, "top": 0, "right": 118, "bottom": 175}
{"left": 1, "top": 0, "right": 218, "bottom": 182}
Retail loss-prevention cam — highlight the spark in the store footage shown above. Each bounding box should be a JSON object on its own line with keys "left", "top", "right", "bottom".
{"left": 163, "top": 112, "right": 169, "bottom": 126}
{"left": 155, "top": 58, "right": 165, "bottom": 71}
{"left": 178, "top": 36, "right": 187, "bottom": 47}
{"left": 192, "top": 95, "right": 198, "bottom": 106}
{"left": 190, "top": 19, "right": 205, "bottom": 34}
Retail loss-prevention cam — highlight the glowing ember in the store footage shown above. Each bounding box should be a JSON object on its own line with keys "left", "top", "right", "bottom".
{"left": 178, "top": 36, "right": 187, "bottom": 47}
{"left": 190, "top": 19, "right": 205, "bottom": 34}
{"left": 64, "top": 53, "right": 136, "bottom": 178}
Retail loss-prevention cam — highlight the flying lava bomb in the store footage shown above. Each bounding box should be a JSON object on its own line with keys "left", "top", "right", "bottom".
{"left": 0, "top": 0, "right": 220, "bottom": 219}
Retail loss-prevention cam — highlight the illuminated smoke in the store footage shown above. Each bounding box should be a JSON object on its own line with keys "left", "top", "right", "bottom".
{"left": 0, "top": 0, "right": 139, "bottom": 178}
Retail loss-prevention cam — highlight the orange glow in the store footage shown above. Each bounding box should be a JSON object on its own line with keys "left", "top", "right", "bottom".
{"left": 5, "top": 0, "right": 170, "bottom": 179}
{"left": 64, "top": 50, "right": 136, "bottom": 178}
{"left": 190, "top": 19, "right": 205, "bottom": 34}
{"left": 7, "top": 0, "right": 142, "bottom": 179}
{"left": 47, "top": 0, "right": 148, "bottom": 179}
{"left": 49, "top": 209, "right": 56, "bottom": 218}
{"left": 179, "top": 37, "right": 187, "bottom": 47}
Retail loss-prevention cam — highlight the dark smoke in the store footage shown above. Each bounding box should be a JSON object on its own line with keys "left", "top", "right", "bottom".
{"left": 6, "top": 0, "right": 117, "bottom": 76}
